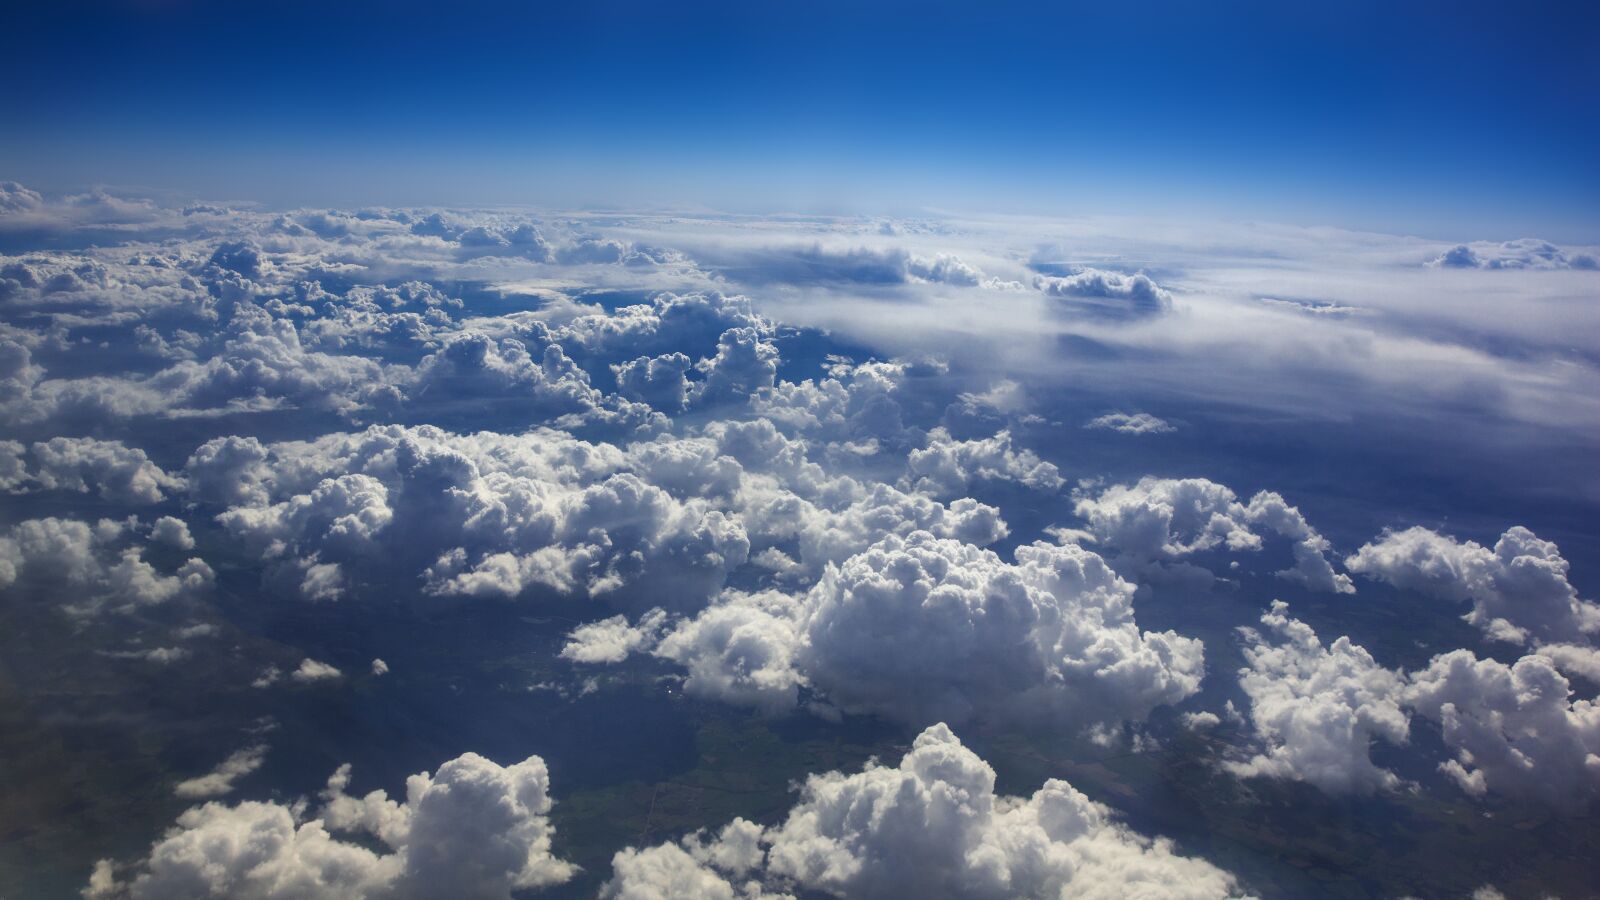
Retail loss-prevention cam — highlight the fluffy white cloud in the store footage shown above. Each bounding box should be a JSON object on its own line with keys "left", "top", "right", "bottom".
{"left": 0, "top": 437, "right": 182, "bottom": 503}
{"left": 0, "top": 517, "right": 213, "bottom": 614}
{"left": 424, "top": 472, "right": 750, "bottom": 609}
{"left": 603, "top": 820, "right": 777, "bottom": 900}
{"left": 692, "top": 327, "right": 779, "bottom": 407}
{"left": 150, "top": 516, "right": 196, "bottom": 550}
{"left": 603, "top": 723, "right": 1243, "bottom": 899}
{"left": 1242, "top": 492, "right": 1355, "bottom": 594}
{"left": 751, "top": 359, "right": 910, "bottom": 445}
{"left": 635, "top": 531, "right": 1204, "bottom": 730}
{"left": 787, "top": 486, "right": 1009, "bottom": 575}
{"left": 904, "top": 428, "right": 1063, "bottom": 498}
{"left": 612, "top": 352, "right": 694, "bottom": 411}
{"left": 653, "top": 591, "right": 808, "bottom": 715}
{"left": 1404, "top": 649, "right": 1600, "bottom": 810}
{"left": 798, "top": 532, "right": 1204, "bottom": 727}
{"left": 1228, "top": 599, "right": 1599, "bottom": 807}
{"left": 1075, "top": 478, "right": 1262, "bottom": 561}
{"left": 907, "top": 252, "right": 984, "bottom": 286}
{"left": 1230, "top": 602, "right": 1409, "bottom": 793}
{"left": 220, "top": 473, "right": 393, "bottom": 556}
{"left": 150, "top": 311, "right": 400, "bottom": 417}
{"left": 192, "top": 421, "right": 1013, "bottom": 605}
{"left": 1075, "top": 478, "right": 1353, "bottom": 592}
{"left": 289, "top": 659, "right": 344, "bottom": 683}
{"left": 561, "top": 609, "right": 668, "bottom": 664}
{"left": 99, "top": 751, "right": 575, "bottom": 899}
{"left": 408, "top": 330, "right": 654, "bottom": 429}
{"left": 1531, "top": 642, "right": 1600, "bottom": 681}
{"left": 1036, "top": 268, "right": 1173, "bottom": 318}
{"left": 218, "top": 429, "right": 722, "bottom": 595}
{"left": 0, "top": 257, "right": 761, "bottom": 431}
{"left": 0, "top": 180, "right": 44, "bottom": 214}
{"left": 1346, "top": 525, "right": 1600, "bottom": 646}
{"left": 558, "top": 291, "right": 768, "bottom": 366}
{"left": 184, "top": 435, "right": 274, "bottom": 507}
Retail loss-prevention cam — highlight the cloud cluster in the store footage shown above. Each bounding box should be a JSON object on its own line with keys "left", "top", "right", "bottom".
{"left": 904, "top": 428, "right": 1063, "bottom": 498}
{"left": 0, "top": 218, "right": 767, "bottom": 428}
{"left": 186, "top": 425, "right": 746, "bottom": 607}
{"left": 589, "top": 530, "right": 1206, "bottom": 731}
{"left": 561, "top": 609, "right": 669, "bottom": 664}
{"left": 1230, "top": 600, "right": 1600, "bottom": 808}
{"left": 0, "top": 437, "right": 182, "bottom": 502}
{"left": 0, "top": 516, "right": 213, "bottom": 615}
{"left": 750, "top": 358, "right": 913, "bottom": 446}
{"left": 186, "top": 408, "right": 1018, "bottom": 606}
{"left": 94, "top": 752, "right": 575, "bottom": 899}
{"left": 1074, "top": 478, "right": 1354, "bottom": 593}
{"left": 603, "top": 723, "right": 1244, "bottom": 899}
{"left": 1346, "top": 525, "right": 1599, "bottom": 647}
{"left": 1036, "top": 268, "right": 1173, "bottom": 319}
{"left": 1428, "top": 239, "right": 1598, "bottom": 270}
{"left": 1405, "top": 649, "right": 1600, "bottom": 811}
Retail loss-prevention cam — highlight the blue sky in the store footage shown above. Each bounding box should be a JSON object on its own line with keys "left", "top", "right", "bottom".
{"left": 5, "top": 0, "right": 1598, "bottom": 237}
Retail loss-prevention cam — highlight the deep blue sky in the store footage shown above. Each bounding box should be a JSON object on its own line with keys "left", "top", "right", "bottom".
{"left": 4, "top": 0, "right": 1598, "bottom": 237}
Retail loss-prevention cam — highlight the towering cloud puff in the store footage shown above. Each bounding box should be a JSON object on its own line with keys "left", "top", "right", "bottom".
{"left": 1346, "top": 525, "right": 1600, "bottom": 647}
{"left": 1076, "top": 478, "right": 1263, "bottom": 561}
{"left": 559, "top": 291, "right": 768, "bottom": 366}
{"left": 184, "top": 435, "right": 274, "bottom": 507}
{"left": 602, "top": 724, "right": 1244, "bottom": 899}
{"left": 425, "top": 472, "right": 751, "bottom": 608}
{"left": 799, "top": 532, "right": 1204, "bottom": 726}
{"left": 652, "top": 590, "right": 807, "bottom": 715}
{"left": 639, "top": 531, "right": 1205, "bottom": 731}
{"left": 907, "top": 252, "right": 986, "bottom": 286}
{"left": 612, "top": 351, "right": 694, "bottom": 411}
{"left": 92, "top": 752, "right": 575, "bottom": 900}
{"left": 691, "top": 327, "right": 780, "bottom": 407}
{"left": 1230, "top": 602, "right": 1410, "bottom": 793}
